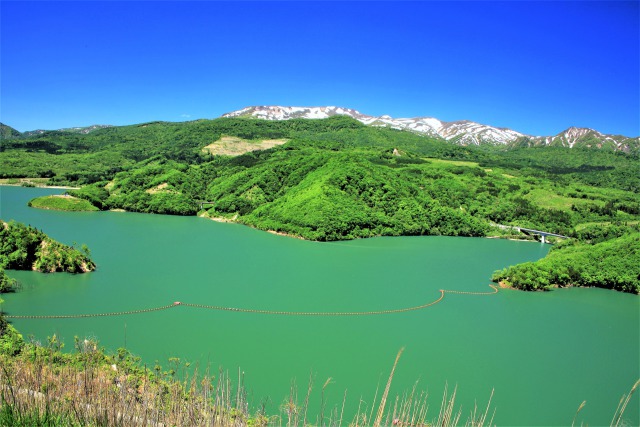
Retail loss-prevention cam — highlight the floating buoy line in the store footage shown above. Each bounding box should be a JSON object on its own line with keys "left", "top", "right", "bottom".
{"left": 4, "top": 285, "right": 498, "bottom": 319}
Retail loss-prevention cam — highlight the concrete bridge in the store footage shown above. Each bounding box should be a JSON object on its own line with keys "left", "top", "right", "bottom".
{"left": 515, "top": 227, "right": 570, "bottom": 243}
{"left": 196, "top": 200, "right": 215, "bottom": 210}
{"left": 494, "top": 224, "right": 570, "bottom": 244}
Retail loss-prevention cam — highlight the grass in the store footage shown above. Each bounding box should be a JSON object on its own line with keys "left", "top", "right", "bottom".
{"left": 0, "top": 339, "right": 499, "bottom": 427}
{"left": 524, "top": 188, "right": 602, "bottom": 211}
{"left": 574, "top": 220, "right": 639, "bottom": 231}
{"left": 0, "top": 333, "right": 638, "bottom": 426}
{"left": 424, "top": 158, "right": 480, "bottom": 168}
{"left": 28, "top": 195, "right": 99, "bottom": 212}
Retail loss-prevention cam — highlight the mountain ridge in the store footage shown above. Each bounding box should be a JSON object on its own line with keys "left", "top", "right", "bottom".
{"left": 3, "top": 108, "right": 638, "bottom": 153}
{"left": 222, "top": 106, "right": 639, "bottom": 152}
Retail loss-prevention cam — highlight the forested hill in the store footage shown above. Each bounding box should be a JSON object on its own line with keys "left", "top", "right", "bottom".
{"left": 1, "top": 116, "right": 639, "bottom": 242}
{"left": 0, "top": 123, "right": 22, "bottom": 139}
{"left": 2, "top": 116, "right": 639, "bottom": 189}
{"left": 493, "top": 229, "right": 640, "bottom": 294}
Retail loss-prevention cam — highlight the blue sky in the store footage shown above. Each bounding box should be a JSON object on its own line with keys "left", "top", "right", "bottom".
{"left": 1, "top": 1, "right": 638, "bottom": 136}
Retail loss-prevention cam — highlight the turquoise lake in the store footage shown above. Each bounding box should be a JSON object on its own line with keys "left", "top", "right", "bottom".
{"left": 1, "top": 185, "right": 638, "bottom": 426}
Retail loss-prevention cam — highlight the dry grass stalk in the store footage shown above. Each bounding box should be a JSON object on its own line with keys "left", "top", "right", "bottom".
{"left": 466, "top": 388, "right": 494, "bottom": 427}
{"left": 435, "top": 382, "right": 462, "bottom": 427}
{"left": 610, "top": 378, "right": 640, "bottom": 427}
{"left": 373, "top": 347, "right": 405, "bottom": 427}
{"left": 1, "top": 339, "right": 507, "bottom": 427}
{"left": 0, "top": 343, "right": 257, "bottom": 427}
{"left": 318, "top": 376, "right": 333, "bottom": 426}
{"left": 368, "top": 377, "right": 381, "bottom": 427}
{"left": 339, "top": 388, "right": 347, "bottom": 426}
{"left": 571, "top": 400, "right": 586, "bottom": 427}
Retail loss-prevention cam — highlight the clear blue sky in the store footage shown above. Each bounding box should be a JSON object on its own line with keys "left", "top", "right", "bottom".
{"left": 1, "top": 1, "right": 638, "bottom": 136}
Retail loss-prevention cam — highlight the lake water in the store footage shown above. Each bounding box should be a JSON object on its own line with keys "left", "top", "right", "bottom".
{"left": 1, "top": 186, "right": 638, "bottom": 426}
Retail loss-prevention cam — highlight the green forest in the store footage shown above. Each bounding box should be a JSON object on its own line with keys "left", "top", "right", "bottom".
{"left": 492, "top": 224, "right": 640, "bottom": 293}
{"left": 1, "top": 117, "right": 639, "bottom": 292}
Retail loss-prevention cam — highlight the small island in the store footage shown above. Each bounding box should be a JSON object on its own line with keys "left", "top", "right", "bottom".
{"left": 28, "top": 194, "right": 99, "bottom": 212}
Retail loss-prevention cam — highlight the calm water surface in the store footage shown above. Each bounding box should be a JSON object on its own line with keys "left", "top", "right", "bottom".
{"left": 1, "top": 186, "right": 638, "bottom": 426}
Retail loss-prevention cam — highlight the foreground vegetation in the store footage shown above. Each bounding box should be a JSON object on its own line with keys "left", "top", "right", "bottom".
{"left": 0, "top": 318, "right": 637, "bottom": 426}
{"left": 0, "top": 328, "right": 499, "bottom": 427}
{"left": 0, "top": 220, "right": 95, "bottom": 292}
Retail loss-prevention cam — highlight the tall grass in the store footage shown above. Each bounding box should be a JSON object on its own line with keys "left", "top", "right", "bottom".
{"left": 0, "top": 340, "right": 495, "bottom": 426}
{"left": 1, "top": 339, "right": 637, "bottom": 426}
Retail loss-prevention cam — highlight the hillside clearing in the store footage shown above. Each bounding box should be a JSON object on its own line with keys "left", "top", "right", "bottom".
{"left": 202, "top": 136, "right": 289, "bottom": 156}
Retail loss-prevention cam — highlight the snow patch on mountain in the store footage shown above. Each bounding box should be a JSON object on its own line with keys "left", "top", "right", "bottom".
{"left": 225, "top": 106, "right": 366, "bottom": 122}
{"left": 223, "top": 106, "right": 524, "bottom": 145}
{"left": 222, "top": 106, "right": 638, "bottom": 151}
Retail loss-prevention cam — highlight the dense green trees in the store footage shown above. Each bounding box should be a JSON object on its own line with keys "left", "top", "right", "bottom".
{"left": 0, "top": 220, "right": 95, "bottom": 280}
{"left": 229, "top": 153, "right": 490, "bottom": 240}
{"left": 3, "top": 116, "right": 640, "bottom": 278}
{"left": 0, "top": 268, "right": 17, "bottom": 293}
{"left": 69, "top": 158, "right": 201, "bottom": 215}
{"left": 4, "top": 116, "right": 638, "bottom": 189}
{"left": 492, "top": 231, "right": 640, "bottom": 293}
{"left": 10, "top": 117, "right": 629, "bottom": 241}
{"left": 54, "top": 145, "right": 633, "bottom": 242}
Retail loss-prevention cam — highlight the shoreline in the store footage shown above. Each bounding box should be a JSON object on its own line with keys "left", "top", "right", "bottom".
{"left": 0, "top": 182, "right": 80, "bottom": 190}
{"left": 265, "top": 229, "right": 306, "bottom": 240}
{"left": 198, "top": 211, "right": 307, "bottom": 240}
{"left": 2, "top": 183, "right": 558, "bottom": 245}
{"left": 200, "top": 214, "right": 543, "bottom": 244}
{"left": 199, "top": 211, "right": 547, "bottom": 243}
{"left": 6, "top": 193, "right": 552, "bottom": 245}
{"left": 496, "top": 280, "right": 639, "bottom": 295}
{"left": 485, "top": 235, "right": 542, "bottom": 243}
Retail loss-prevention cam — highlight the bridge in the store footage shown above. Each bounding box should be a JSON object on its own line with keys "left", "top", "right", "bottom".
{"left": 516, "top": 227, "right": 570, "bottom": 243}
{"left": 493, "top": 224, "right": 570, "bottom": 244}
{"left": 196, "top": 200, "right": 215, "bottom": 210}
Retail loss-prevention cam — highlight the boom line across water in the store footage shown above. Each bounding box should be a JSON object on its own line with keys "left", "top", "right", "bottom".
{"left": 4, "top": 285, "right": 499, "bottom": 319}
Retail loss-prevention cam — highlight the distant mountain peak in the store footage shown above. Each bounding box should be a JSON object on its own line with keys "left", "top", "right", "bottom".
{"left": 223, "top": 106, "right": 525, "bottom": 145}
{"left": 222, "top": 106, "right": 638, "bottom": 152}
{"left": 224, "top": 106, "right": 367, "bottom": 121}
{"left": 21, "top": 124, "right": 113, "bottom": 137}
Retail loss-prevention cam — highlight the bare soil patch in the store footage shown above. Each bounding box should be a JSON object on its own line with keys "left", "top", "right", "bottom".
{"left": 202, "top": 136, "right": 289, "bottom": 156}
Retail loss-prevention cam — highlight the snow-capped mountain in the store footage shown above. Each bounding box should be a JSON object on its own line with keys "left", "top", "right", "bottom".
{"left": 223, "top": 106, "right": 526, "bottom": 146}
{"left": 222, "top": 106, "right": 638, "bottom": 151}
{"left": 517, "top": 127, "right": 639, "bottom": 153}
{"left": 224, "top": 106, "right": 367, "bottom": 122}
